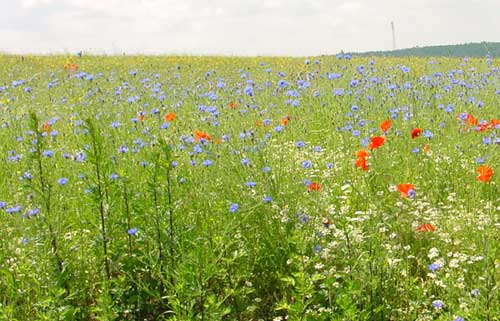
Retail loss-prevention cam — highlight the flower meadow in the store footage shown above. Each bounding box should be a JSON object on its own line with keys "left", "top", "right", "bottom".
{"left": 0, "top": 54, "right": 499, "bottom": 321}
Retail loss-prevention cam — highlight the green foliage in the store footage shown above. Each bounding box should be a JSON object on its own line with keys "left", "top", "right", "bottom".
{"left": 353, "top": 41, "right": 500, "bottom": 57}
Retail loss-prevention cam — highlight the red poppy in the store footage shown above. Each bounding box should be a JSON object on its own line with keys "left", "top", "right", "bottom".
{"left": 477, "top": 165, "right": 493, "bottom": 183}
{"left": 64, "top": 63, "right": 78, "bottom": 72}
{"left": 308, "top": 181, "right": 321, "bottom": 191}
{"left": 355, "top": 157, "right": 369, "bottom": 171}
{"left": 411, "top": 128, "right": 421, "bottom": 139}
{"left": 423, "top": 144, "right": 429, "bottom": 153}
{"left": 137, "top": 114, "right": 145, "bottom": 121}
{"left": 490, "top": 119, "right": 499, "bottom": 128}
{"left": 356, "top": 149, "right": 369, "bottom": 158}
{"left": 398, "top": 183, "right": 415, "bottom": 198}
{"left": 194, "top": 130, "right": 211, "bottom": 141}
{"left": 368, "top": 136, "right": 385, "bottom": 150}
{"left": 465, "top": 113, "right": 478, "bottom": 126}
{"left": 477, "top": 123, "right": 489, "bottom": 132}
{"left": 229, "top": 101, "right": 236, "bottom": 109}
{"left": 164, "top": 112, "right": 176, "bottom": 121}
{"left": 281, "top": 115, "right": 290, "bottom": 126}
{"left": 417, "top": 223, "right": 436, "bottom": 232}
{"left": 380, "top": 119, "right": 391, "bottom": 132}
{"left": 42, "top": 122, "right": 52, "bottom": 133}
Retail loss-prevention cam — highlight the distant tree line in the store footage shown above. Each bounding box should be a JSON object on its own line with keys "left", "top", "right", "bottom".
{"left": 351, "top": 42, "right": 500, "bottom": 57}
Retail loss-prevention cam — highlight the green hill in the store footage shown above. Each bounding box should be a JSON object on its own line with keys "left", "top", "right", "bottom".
{"left": 353, "top": 42, "right": 500, "bottom": 57}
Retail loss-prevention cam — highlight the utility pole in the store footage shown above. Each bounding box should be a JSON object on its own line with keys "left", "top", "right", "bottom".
{"left": 391, "top": 21, "right": 396, "bottom": 50}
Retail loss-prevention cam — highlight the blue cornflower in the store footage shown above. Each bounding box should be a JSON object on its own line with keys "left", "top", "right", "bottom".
{"left": 0, "top": 201, "right": 6, "bottom": 209}
{"left": 6, "top": 205, "right": 22, "bottom": 214}
{"left": 459, "top": 112, "right": 468, "bottom": 121}
{"left": 57, "top": 177, "right": 69, "bottom": 186}
{"left": 313, "top": 146, "right": 322, "bottom": 152}
{"left": 241, "top": 158, "right": 250, "bottom": 166}
{"left": 244, "top": 86, "right": 254, "bottom": 96}
{"left": 245, "top": 181, "right": 256, "bottom": 188}
{"left": 300, "top": 214, "right": 309, "bottom": 224}
{"left": 193, "top": 145, "right": 203, "bottom": 154}
{"left": 25, "top": 208, "right": 39, "bottom": 218}
{"left": 428, "top": 263, "right": 441, "bottom": 272}
{"left": 262, "top": 166, "right": 271, "bottom": 173}
{"left": 74, "top": 151, "right": 86, "bottom": 162}
{"left": 296, "top": 141, "right": 306, "bottom": 148}
{"left": 278, "top": 80, "right": 289, "bottom": 88}
{"left": 229, "top": 203, "right": 239, "bottom": 213}
{"left": 110, "top": 121, "right": 121, "bottom": 128}
{"left": 432, "top": 300, "right": 443, "bottom": 309}
{"left": 43, "top": 150, "right": 53, "bottom": 157}
{"left": 109, "top": 173, "right": 119, "bottom": 180}
{"left": 423, "top": 130, "right": 433, "bottom": 139}
{"left": 263, "top": 196, "right": 272, "bottom": 203}
{"left": 274, "top": 126, "right": 284, "bottom": 133}
{"left": 22, "top": 171, "right": 32, "bottom": 180}
{"left": 333, "top": 88, "right": 344, "bottom": 96}
{"left": 202, "top": 159, "right": 212, "bottom": 167}
{"left": 302, "top": 161, "right": 312, "bottom": 169}
{"left": 127, "top": 228, "right": 138, "bottom": 236}
{"left": 118, "top": 146, "right": 129, "bottom": 154}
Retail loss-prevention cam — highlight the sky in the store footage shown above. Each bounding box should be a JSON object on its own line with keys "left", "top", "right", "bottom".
{"left": 0, "top": 0, "right": 499, "bottom": 56}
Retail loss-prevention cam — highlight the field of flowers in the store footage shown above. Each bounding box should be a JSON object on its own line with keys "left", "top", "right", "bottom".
{"left": 0, "top": 54, "right": 498, "bottom": 321}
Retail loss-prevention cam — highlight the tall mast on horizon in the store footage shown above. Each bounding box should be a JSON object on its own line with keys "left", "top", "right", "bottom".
{"left": 391, "top": 21, "right": 397, "bottom": 50}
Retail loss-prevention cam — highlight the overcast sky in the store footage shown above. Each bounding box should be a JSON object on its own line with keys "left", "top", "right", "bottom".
{"left": 0, "top": 0, "right": 498, "bottom": 56}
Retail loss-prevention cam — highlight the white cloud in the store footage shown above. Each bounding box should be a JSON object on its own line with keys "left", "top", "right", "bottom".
{"left": 0, "top": 0, "right": 499, "bottom": 55}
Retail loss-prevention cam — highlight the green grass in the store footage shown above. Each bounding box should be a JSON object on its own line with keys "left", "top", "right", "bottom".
{"left": 0, "top": 54, "right": 498, "bottom": 320}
